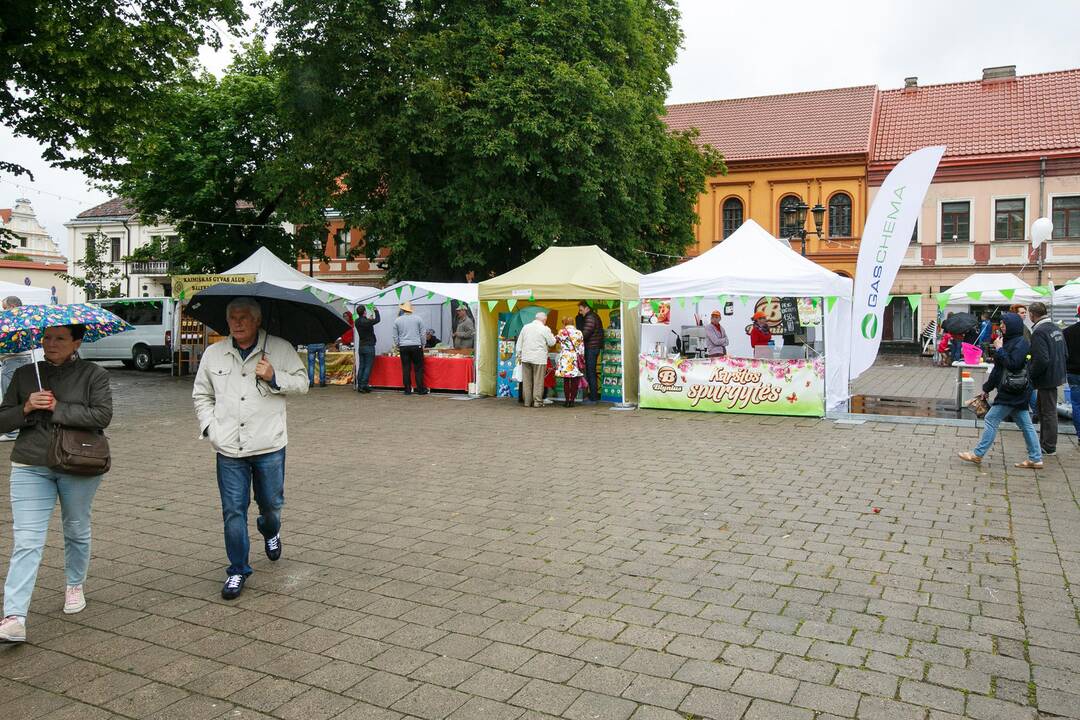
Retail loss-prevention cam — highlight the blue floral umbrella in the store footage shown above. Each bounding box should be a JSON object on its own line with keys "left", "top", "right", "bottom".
{"left": 0, "top": 303, "right": 133, "bottom": 388}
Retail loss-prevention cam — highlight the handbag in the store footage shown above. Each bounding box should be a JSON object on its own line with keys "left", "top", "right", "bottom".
{"left": 48, "top": 425, "right": 111, "bottom": 477}
{"left": 965, "top": 394, "right": 990, "bottom": 419}
{"left": 1000, "top": 362, "right": 1030, "bottom": 395}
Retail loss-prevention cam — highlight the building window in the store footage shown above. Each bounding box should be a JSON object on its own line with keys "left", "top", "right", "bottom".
{"left": 940, "top": 202, "right": 970, "bottom": 242}
{"left": 994, "top": 198, "right": 1025, "bottom": 241}
{"left": 110, "top": 237, "right": 122, "bottom": 262}
{"left": 721, "top": 198, "right": 743, "bottom": 239}
{"left": 828, "top": 193, "right": 852, "bottom": 237}
{"left": 779, "top": 195, "right": 801, "bottom": 238}
{"left": 1053, "top": 196, "right": 1080, "bottom": 239}
{"left": 335, "top": 229, "right": 350, "bottom": 259}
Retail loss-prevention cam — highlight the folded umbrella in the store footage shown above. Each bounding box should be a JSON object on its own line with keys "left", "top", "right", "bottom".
{"left": 941, "top": 312, "right": 978, "bottom": 335}
{"left": 186, "top": 282, "right": 349, "bottom": 346}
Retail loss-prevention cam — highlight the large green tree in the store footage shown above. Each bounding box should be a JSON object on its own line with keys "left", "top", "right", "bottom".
{"left": 115, "top": 42, "right": 328, "bottom": 274}
{"left": 268, "top": 0, "right": 723, "bottom": 280}
{"left": 0, "top": 0, "right": 244, "bottom": 179}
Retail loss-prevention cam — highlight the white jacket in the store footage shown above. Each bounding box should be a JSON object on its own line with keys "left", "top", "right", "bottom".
{"left": 516, "top": 320, "right": 556, "bottom": 364}
{"left": 193, "top": 330, "right": 308, "bottom": 458}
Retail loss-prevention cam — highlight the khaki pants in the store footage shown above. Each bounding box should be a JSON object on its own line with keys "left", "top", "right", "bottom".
{"left": 521, "top": 362, "right": 546, "bottom": 407}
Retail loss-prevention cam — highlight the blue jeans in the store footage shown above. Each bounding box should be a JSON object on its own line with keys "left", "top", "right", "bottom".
{"left": 307, "top": 344, "right": 327, "bottom": 385}
{"left": 216, "top": 448, "right": 285, "bottom": 576}
{"left": 1068, "top": 373, "right": 1080, "bottom": 438}
{"left": 585, "top": 347, "right": 602, "bottom": 401}
{"left": 4, "top": 465, "right": 103, "bottom": 617}
{"left": 973, "top": 404, "right": 1042, "bottom": 462}
{"left": 356, "top": 346, "right": 375, "bottom": 389}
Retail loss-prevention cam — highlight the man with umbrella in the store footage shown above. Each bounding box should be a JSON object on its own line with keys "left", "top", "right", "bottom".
{"left": 192, "top": 296, "right": 309, "bottom": 600}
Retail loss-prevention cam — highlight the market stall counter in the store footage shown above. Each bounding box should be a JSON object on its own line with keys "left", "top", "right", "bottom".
{"left": 299, "top": 350, "right": 354, "bottom": 385}
{"left": 369, "top": 349, "right": 474, "bottom": 391}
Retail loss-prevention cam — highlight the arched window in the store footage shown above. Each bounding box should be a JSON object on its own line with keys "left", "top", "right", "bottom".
{"left": 722, "top": 197, "right": 743, "bottom": 239}
{"left": 779, "top": 195, "right": 802, "bottom": 238}
{"left": 828, "top": 193, "right": 852, "bottom": 237}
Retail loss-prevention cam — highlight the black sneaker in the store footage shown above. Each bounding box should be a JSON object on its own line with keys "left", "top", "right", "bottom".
{"left": 221, "top": 574, "right": 246, "bottom": 600}
{"left": 416, "top": 389, "right": 430, "bottom": 395}
{"left": 265, "top": 533, "right": 282, "bottom": 561}
{"left": 1042, "top": 449, "right": 1056, "bottom": 456}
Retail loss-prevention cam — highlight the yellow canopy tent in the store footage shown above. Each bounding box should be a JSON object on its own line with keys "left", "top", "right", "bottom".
{"left": 477, "top": 246, "right": 641, "bottom": 401}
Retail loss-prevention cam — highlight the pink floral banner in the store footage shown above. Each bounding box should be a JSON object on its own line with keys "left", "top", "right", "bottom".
{"left": 638, "top": 354, "right": 825, "bottom": 416}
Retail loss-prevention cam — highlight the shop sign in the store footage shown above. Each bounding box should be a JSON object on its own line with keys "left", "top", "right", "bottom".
{"left": 638, "top": 354, "right": 825, "bottom": 417}
{"left": 172, "top": 273, "right": 256, "bottom": 300}
{"left": 511, "top": 288, "right": 532, "bottom": 297}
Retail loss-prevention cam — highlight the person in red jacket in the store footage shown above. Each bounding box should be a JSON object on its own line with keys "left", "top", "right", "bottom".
{"left": 338, "top": 311, "right": 355, "bottom": 346}
{"left": 749, "top": 312, "right": 772, "bottom": 351}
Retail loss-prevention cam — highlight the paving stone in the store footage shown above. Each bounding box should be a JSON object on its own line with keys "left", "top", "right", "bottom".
{"left": 730, "top": 669, "right": 800, "bottom": 703}
{"left": 898, "top": 680, "right": 965, "bottom": 713}
{"left": 620, "top": 674, "right": 692, "bottom": 709}
{"left": 346, "top": 671, "right": 419, "bottom": 706}
{"left": 273, "top": 687, "right": 356, "bottom": 720}
{"left": 509, "top": 678, "right": 581, "bottom": 715}
{"left": 677, "top": 687, "right": 751, "bottom": 719}
{"left": 834, "top": 667, "right": 899, "bottom": 698}
{"left": 569, "top": 664, "right": 636, "bottom": 696}
{"left": 392, "top": 683, "right": 470, "bottom": 720}
{"left": 564, "top": 690, "right": 638, "bottom": 720}
{"left": 448, "top": 696, "right": 524, "bottom": 720}
{"left": 855, "top": 696, "right": 928, "bottom": 720}
{"left": 791, "top": 681, "right": 860, "bottom": 717}
{"left": 965, "top": 695, "right": 1038, "bottom": 720}
{"left": 743, "top": 698, "right": 814, "bottom": 720}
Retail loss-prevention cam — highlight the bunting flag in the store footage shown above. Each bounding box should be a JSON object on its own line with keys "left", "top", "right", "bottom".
{"left": 825, "top": 296, "right": 837, "bottom": 312}
{"left": 1033, "top": 285, "right": 1052, "bottom": 297}
{"left": 529, "top": 293, "right": 535, "bottom": 302}
{"left": 966, "top": 291, "right": 982, "bottom": 301}
{"left": 408, "top": 284, "right": 416, "bottom": 294}
{"left": 486, "top": 300, "right": 498, "bottom": 312}
{"left": 426, "top": 291, "right": 435, "bottom": 300}
{"left": 507, "top": 298, "right": 518, "bottom": 312}
{"left": 692, "top": 295, "right": 703, "bottom": 305}
{"left": 936, "top": 293, "right": 949, "bottom": 310}
{"left": 627, "top": 300, "right": 640, "bottom": 309}
{"left": 606, "top": 299, "right": 616, "bottom": 309}
{"left": 906, "top": 294, "right": 921, "bottom": 312}
{"left": 366, "top": 303, "right": 376, "bottom": 313}
{"left": 717, "top": 294, "right": 727, "bottom": 306}
{"left": 394, "top": 286, "right": 403, "bottom": 299}
{"left": 810, "top": 297, "right": 819, "bottom": 308}
{"left": 650, "top": 300, "right": 660, "bottom": 314}
{"left": 739, "top": 295, "right": 749, "bottom": 305}
{"left": 677, "top": 297, "right": 686, "bottom": 308}
{"left": 379, "top": 291, "right": 387, "bottom": 298}
{"left": 1001, "top": 288, "right": 1015, "bottom": 301}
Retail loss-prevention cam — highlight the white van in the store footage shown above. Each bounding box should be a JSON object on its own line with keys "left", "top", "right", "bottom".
{"left": 81, "top": 297, "right": 176, "bottom": 371}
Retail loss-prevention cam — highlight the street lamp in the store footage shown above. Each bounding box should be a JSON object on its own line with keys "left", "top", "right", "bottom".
{"left": 782, "top": 200, "right": 826, "bottom": 256}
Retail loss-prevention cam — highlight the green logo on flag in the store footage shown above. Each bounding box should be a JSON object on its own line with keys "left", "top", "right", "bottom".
{"left": 860, "top": 313, "right": 879, "bottom": 340}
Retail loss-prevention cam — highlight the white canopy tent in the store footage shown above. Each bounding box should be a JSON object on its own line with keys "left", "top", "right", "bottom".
{"left": 221, "top": 247, "right": 377, "bottom": 306}
{"left": 639, "top": 220, "right": 853, "bottom": 411}
{"left": 939, "top": 273, "right": 1042, "bottom": 307}
{"left": 0, "top": 280, "right": 52, "bottom": 305}
{"left": 349, "top": 281, "right": 479, "bottom": 355}
{"left": 1053, "top": 277, "right": 1080, "bottom": 308}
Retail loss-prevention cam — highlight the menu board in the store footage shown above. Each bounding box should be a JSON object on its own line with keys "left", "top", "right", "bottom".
{"left": 779, "top": 297, "right": 801, "bottom": 334}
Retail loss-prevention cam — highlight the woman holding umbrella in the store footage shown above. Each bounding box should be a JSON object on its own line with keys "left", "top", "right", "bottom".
{"left": 0, "top": 321, "right": 114, "bottom": 643}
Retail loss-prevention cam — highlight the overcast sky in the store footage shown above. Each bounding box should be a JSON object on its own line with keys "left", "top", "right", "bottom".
{"left": 4, "top": 0, "right": 1080, "bottom": 247}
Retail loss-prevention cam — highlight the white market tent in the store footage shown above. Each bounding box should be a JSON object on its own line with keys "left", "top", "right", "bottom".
{"left": 639, "top": 220, "right": 853, "bottom": 411}
{"left": 221, "top": 246, "right": 378, "bottom": 308}
{"left": 939, "top": 273, "right": 1043, "bottom": 306}
{"left": 1053, "top": 277, "right": 1080, "bottom": 308}
{"left": 0, "top": 280, "right": 52, "bottom": 305}
{"left": 349, "top": 281, "right": 479, "bottom": 355}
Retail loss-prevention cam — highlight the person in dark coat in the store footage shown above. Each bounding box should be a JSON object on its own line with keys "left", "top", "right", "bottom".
{"left": 958, "top": 312, "right": 1042, "bottom": 469}
{"left": 578, "top": 301, "right": 604, "bottom": 403}
{"left": 1027, "top": 301, "right": 1067, "bottom": 455}
{"left": 354, "top": 306, "right": 380, "bottom": 393}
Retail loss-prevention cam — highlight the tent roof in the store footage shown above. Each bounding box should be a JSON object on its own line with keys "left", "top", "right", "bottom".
{"left": 479, "top": 245, "right": 640, "bottom": 300}
{"left": 353, "top": 281, "right": 478, "bottom": 306}
{"left": 1054, "top": 277, "right": 1080, "bottom": 306}
{"left": 639, "top": 220, "right": 852, "bottom": 298}
{"left": 222, "top": 246, "right": 315, "bottom": 284}
{"left": 942, "top": 273, "right": 1042, "bottom": 305}
{"left": 0, "top": 280, "right": 52, "bottom": 304}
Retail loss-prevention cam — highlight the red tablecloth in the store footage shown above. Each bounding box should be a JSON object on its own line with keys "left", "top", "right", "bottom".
{"left": 369, "top": 355, "right": 474, "bottom": 392}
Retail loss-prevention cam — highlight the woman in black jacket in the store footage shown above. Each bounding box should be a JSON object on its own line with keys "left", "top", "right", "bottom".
{"left": 958, "top": 313, "right": 1042, "bottom": 469}
{"left": 0, "top": 324, "right": 112, "bottom": 643}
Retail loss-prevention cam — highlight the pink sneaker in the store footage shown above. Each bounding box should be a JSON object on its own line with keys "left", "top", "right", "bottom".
{"left": 64, "top": 585, "right": 86, "bottom": 614}
{"left": 0, "top": 616, "right": 26, "bottom": 642}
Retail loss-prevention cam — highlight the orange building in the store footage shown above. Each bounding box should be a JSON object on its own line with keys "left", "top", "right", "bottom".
{"left": 296, "top": 211, "right": 387, "bottom": 286}
{"left": 664, "top": 86, "right": 879, "bottom": 277}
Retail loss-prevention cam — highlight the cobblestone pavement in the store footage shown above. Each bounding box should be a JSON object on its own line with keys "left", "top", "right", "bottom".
{"left": 853, "top": 357, "right": 988, "bottom": 401}
{"left": 1, "top": 369, "right": 1078, "bottom": 720}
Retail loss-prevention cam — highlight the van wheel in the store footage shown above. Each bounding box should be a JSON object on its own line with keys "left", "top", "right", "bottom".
{"left": 133, "top": 346, "right": 154, "bottom": 371}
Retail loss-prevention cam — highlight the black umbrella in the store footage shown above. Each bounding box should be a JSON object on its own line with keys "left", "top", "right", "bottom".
{"left": 941, "top": 311, "right": 978, "bottom": 335}
{"left": 187, "top": 282, "right": 349, "bottom": 345}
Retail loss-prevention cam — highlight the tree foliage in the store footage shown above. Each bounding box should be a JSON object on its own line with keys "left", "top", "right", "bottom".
{"left": 268, "top": 0, "right": 724, "bottom": 280}
{"left": 57, "top": 232, "right": 124, "bottom": 299}
{"left": 0, "top": 0, "right": 243, "bottom": 178}
{"left": 113, "top": 42, "right": 328, "bottom": 274}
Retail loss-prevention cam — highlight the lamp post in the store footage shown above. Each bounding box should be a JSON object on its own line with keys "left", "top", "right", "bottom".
{"left": 782, "top": 201, "right": 826, "bottom": 257}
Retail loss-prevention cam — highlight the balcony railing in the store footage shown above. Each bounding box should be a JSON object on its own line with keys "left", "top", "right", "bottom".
{"left": 130, "top": 260, "right": 170, "bottom": 275}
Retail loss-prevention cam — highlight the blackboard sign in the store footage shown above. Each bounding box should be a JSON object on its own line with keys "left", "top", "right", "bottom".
{"left": 779, "top": 297, "right": 801, "bottom": 334}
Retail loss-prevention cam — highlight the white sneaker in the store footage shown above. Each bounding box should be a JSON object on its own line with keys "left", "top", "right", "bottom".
{"left": 0, "top": 616, "right": 26, "bottom": 642}
{"left": 64, "top": 585, "right": 86, "bottom": 614}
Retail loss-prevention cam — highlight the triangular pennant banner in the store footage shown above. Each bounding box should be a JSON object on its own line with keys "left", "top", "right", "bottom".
{"left": 1033, "top": 285, "right": 1051, "bottom": 297}
{"left": 394, "top": 286, "right": 403, "bottom": 299}
{"left": 966, "top": 291, "right": 982, "bottom": 301}
{"left": 426, "top": 291, "right": 435, "bottom": 300}
{"left": 507, "top": 298, "right": 518, "bottom": 312}
{"left": 486, "top": 300, "right": 499, "bottom": 312}
{"left": 1000, "top": 288, "right": 1015, "bottom": 301}
{"left": 606, "top": 300, "right": 616, "bottom": 309}
{"left": 408, "top": 284, "right": 416, "bottom": 294}
{"left": 650, "top": 300, "right": 660, "bottom": 314}
{"left": 717, "top": 294, "right": 727, "bottom": 306}
{"left": 906, "top": 294, "right": 921, "bottom": 313}
{"left": 366, "top": 303, "right": 375, "bottom": 313}
{"left": 529, "top": 293, "right": 535, "bottom": 302}
{"left": 936, "top": 293, "right": 949, "bottom": 310}
{"left": 627, "top": 300, "right": 640, "bottom": 309}
{"left": 379, "top": 291, "right": 387, "bottom": 298}
{"left": 825, "top": 296, "right": 837, "bottom": 312}
{"left": 739, "top": 295, "right": 749, "bottom": 305}
{"left": 677, "top": 297, "right": 686, "bottom": 308}
{"left": 692, "top": 296, "right": 703, "bottom": 305}
{"left": 810, "top": 297, "right": 819, "bottom": 308}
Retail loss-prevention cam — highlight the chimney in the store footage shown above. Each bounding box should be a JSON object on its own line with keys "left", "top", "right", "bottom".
{"left": 904, "top": 76, "right": 918, "bottom": 89}
{"left": 982, "top": 65, "right": 1016, "bottom": 82}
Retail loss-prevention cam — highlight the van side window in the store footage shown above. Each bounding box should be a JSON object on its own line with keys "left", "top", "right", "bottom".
{"left": 96, "top": 301, "right": 163, "bottom": 326}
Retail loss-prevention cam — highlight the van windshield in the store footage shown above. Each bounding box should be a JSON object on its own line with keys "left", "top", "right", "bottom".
{"left": 98, "top": 301, "right": 163, "bottom": 326}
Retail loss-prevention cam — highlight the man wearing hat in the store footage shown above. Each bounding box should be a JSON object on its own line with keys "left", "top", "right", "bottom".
{"left": 1064, "top": 304, "right": 1080, "bottom": 443}
{"left": 393, "top": 301, "right": 428, "bottom": 395}
{"left": 750, "top": 311, "right": 772, "bottom": 355}
{"left": 705, "top": 310, "right": 728, "bottom": 357}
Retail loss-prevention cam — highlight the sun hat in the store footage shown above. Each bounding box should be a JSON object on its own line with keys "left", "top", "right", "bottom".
{"left": 400, "top": 301, "right": 413, "bottom": 312}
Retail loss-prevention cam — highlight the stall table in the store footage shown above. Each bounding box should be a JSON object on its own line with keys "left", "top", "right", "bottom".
{"left": 370, "top": 354, "right": 474, "bottom": 392}
{"left": 299, "top": 350, "right": 354, "bottom": 386}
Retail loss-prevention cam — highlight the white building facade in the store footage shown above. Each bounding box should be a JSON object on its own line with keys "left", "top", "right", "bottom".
{"left": 0, "top": 197, "right": 68, "bottom": 300}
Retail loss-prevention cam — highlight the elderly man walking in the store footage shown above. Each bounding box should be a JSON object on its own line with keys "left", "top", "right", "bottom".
{"left": 1028, "top": 301, "right": 1067, "bottom": 456}
{"left": 0, "top": 296, "right": 33, "bottom": 442}
{"left": 393, "top": 301, "right": 428, "bottom": 395}
{"left": 193, "top": 298, "right": 308, "bottom": 599}
{"left": 516, "top": 312, "right": 555, "bottom": 408}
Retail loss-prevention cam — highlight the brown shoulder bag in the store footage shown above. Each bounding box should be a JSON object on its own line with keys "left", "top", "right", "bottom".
{"left": 48, "top": 426, "right": 111, "bottom": 476}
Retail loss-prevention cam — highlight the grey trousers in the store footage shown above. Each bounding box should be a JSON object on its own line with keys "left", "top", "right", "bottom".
{"left": 521, "top": 362, "right": 546, "bottom": 407}
{"left": 1036, "top": 386, "right": 1058, "bottom": 453}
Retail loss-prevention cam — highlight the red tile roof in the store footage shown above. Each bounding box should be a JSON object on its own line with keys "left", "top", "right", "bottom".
{"left": 663, "top": 85, "right": 878, "bottom": 162}
{"left": 76, "top": 197, "right": 137, "bottom": 219}
{"left": 872, "top": 69, "right": 1080, "bottom": 163}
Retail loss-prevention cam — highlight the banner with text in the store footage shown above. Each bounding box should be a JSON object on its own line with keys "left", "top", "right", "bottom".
{"left": 639, "top": 354, "right": 825, "bottom": 416}
{"left": 173, "top": 274, "right": 256, "bottom": 300}
{"left": 850, "top": 145, "right": 945, "bottom": 380}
